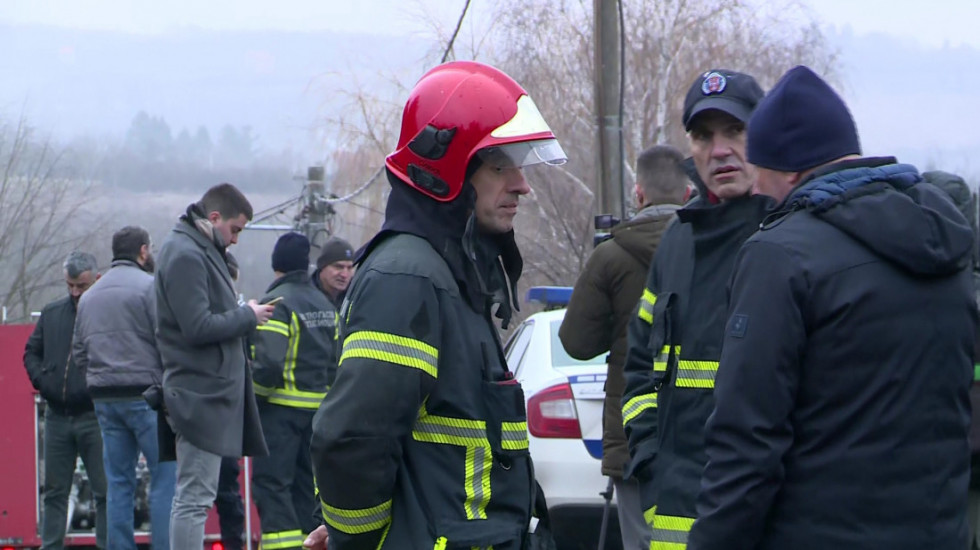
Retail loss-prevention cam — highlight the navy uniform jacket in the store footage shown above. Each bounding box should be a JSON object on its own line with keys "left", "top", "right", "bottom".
{"left": 688, "top": 158, "right": 977, "bottom": 550}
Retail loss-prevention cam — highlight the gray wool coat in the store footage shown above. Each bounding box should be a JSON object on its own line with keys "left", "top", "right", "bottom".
{"left": 154, "top": 220, "right": 268, "bottom": 459}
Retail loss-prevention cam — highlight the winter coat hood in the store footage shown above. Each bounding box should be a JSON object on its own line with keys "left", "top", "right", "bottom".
{"left": 768, "top": 157, "right": 974, "bottom": 277}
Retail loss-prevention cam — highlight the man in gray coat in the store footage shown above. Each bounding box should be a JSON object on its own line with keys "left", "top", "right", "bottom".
{"left": 154, "top": 183, "right": 274, "bottom": 550}
{"left": 74, "top": 225, "right": 176, "bottom": 550}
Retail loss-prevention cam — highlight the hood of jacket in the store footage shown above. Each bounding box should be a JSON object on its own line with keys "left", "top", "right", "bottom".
{"left": 356, "top": 169, "right": 523, "bottom": 324}
{"left": 611, "top": 204, "right": 680, "bottom": 266}
{"left": 772, "top": 157, "right": 974, "bottom": 277}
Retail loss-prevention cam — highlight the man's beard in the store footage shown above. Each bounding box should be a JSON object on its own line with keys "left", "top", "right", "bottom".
{"left": 142, "top": 254, "right": 156, "bottom": 274}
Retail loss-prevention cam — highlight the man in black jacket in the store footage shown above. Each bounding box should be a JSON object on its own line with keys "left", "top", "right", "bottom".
{"left": 251, "top": 232, "right": 336, "bottom": 549}
{"left": 24, "top": 251, "right": 107, "bottom": 549}
{"left": 620, "top": 70, "right": 769, "bottom": 548}
{"left": 687, "top": 66, "right": 976, "bottom": 550}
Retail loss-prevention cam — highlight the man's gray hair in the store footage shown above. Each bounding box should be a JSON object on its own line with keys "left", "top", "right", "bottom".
{"left": 63, "top": 251, "right": 98, "bottom": 278}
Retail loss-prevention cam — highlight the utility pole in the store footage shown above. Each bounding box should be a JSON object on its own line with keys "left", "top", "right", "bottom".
{"left": 245, "top": 166, "right": 336, "bottom": 254}
{"left": 303, "top": 166, "right": 332, "bottom": 253}
{"left": 593, "top": 0, "right": 625, "bottom": 222}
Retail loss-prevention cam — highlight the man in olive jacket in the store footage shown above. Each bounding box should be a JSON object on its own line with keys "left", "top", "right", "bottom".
{"left": 559, "top": 144, "right": 689, "bottom": 550}
{"left": 155, "top": 183, "right": 274, "bottom": 550}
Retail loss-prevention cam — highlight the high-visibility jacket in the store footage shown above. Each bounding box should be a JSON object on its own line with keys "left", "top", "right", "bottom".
{"left": 252, "top": 270, "right": 337, "bottom": 410}
{"left": 621, "top": 195, "right": 771, "bottom": 549}
{"left": 310, "top": 232, "right": 533, "bottom": 550}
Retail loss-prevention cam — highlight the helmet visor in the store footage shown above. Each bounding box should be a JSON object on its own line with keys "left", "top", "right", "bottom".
{"left": 476, "top": 139, "right": 567, "bottom": 170}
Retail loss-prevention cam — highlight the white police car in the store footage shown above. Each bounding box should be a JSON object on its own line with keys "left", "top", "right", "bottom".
{"left": 504, "top": 287, "right": 622, "bottom": 549}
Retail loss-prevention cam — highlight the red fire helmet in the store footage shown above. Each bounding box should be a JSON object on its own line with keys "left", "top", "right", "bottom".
{"left": 385, "top": 60, "right": 566, "bottom": 202}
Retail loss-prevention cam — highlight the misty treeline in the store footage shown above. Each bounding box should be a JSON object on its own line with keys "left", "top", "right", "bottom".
{"left": 81, "top": 111, "right": 297, "bottom": 193}
{"left": 0, "top": 0, "right": 838, "bottom": 324}
{"left": 320, "top": 0, "right": 838, "bottom": 322}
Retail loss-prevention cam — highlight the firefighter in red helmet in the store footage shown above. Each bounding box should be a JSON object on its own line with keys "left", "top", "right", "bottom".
{"left": 306, "top": 61, "right": 565, "bottom": 550}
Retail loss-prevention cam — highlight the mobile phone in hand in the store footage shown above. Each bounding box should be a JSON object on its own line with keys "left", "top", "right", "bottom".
{"left": 262, "top": 296, "right": 284, "bottom": 306}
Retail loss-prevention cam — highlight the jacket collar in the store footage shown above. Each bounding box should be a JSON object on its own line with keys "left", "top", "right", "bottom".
{"left": 173, "top": 216, "right": 236, "bottom": 295}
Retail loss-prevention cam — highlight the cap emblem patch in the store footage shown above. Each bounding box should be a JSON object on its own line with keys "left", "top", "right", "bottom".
{"left": 701, "top": 72, "right": 727, "bottom": 95}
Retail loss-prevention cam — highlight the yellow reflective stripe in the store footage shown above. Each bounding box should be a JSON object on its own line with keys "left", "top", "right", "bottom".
{"left": 334, "top": 311, "right": 340, "bottom": 341}
{"left": 412, "top": 414, "right": 489, "bottom": 448}
{"left": 638, "top": 288, "right": 657, "bottom": 324}
{"left": 257, "top": 322, "right": 289, "bottom": 338}
{"left": 284, "top": 312, "right": 301, "bottom": 391}
{"left": 501, "top": 421, "right": 528, "bottom": 450}
{"left": 253, "top": 382, "right": 274, "bottom": 397}
{"left": 321, "top": 499, "right": 391, "bottom": 534}
{"left": 675, "top": 360, "right": 719, "bottom": 389}
{"left": 653, "top": 345, "right": 679, "bottom": 373}
{"left": 266, "top": 387, "right": 327, "bottom": 409}
{"left": 622, "top": 393, "right": 657, "bottom": 426}
{"left": 464, "top": 445, "right": 492, "bottom": 520}
{"left": 261, "top": 529, "right": 305, "bottom": 549}
{"left": 376, "top": 522, "right": 391, "bottom": 550}
{"left": 643, "top": 505, "right": 656, "bottom": 528}
{"left": 649, "top": 513, "right": 694, "bottom": 549}
{"left": 341, "top": 331, "right": 439, "bottom": 378}
{"left": 434, "top": 537, "right": 448, "bottom": 550}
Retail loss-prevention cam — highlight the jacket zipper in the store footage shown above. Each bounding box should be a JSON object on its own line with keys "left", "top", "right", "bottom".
{"left": 62, "top": 349, "right": 72, "bottom": 403}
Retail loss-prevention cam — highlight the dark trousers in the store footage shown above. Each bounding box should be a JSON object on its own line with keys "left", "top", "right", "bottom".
{"left": 252, "top": 403, "right": 317, "bottom": 549}
{"left": 215, "top": 457, "right": 245, "bottom": 550}
{"left": 41, "top": 408, "right": 107, "bottom": 550}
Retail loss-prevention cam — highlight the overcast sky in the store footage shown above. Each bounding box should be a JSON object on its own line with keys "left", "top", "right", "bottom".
{"left": 2, "top": 0, "right": 979, "bottom": 177}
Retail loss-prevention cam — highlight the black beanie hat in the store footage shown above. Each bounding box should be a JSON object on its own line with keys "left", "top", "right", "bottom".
{"left": 272, "top": 232, "right": 310, "bottom": 273}
{"left": 747, "top": 65, "right": 861, "bottom": 173}
{"left": 316, "top": 237, "right": 354, "bottom": 270}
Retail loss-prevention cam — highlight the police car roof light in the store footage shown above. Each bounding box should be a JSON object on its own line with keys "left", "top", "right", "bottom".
{"left": 526, "top": 286, "right": 573, "bottom": 308}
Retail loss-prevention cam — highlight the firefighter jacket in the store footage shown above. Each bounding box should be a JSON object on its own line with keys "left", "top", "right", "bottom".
{"left": 252, "top": 270, "right": 337, "bottom": 410}
{"left": 621, "top": 192, "right": 772, "bottom": 548}
{"left": 310, "top": 174, "right": 533, "bottom": 550}
{"left": 687, "top": 159, "right": 976, "bottom": 550}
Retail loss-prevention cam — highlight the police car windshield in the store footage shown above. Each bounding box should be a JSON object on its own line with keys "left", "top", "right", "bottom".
{"left": 549, "top": 321, "right": 605, "bottom": 367}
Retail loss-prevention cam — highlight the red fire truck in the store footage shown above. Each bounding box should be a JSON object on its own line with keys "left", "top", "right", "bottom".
{"left": 0, "top": 324, "right": 264, "bottom": 549}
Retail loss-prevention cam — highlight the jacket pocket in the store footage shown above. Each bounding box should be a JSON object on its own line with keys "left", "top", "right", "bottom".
{"left": 434, "top": 518, "right": 524, "bottom": 549}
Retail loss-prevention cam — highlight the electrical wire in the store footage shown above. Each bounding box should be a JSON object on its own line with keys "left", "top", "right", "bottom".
{"left": 323, "top": 0, "right": 473, "bottom": 210}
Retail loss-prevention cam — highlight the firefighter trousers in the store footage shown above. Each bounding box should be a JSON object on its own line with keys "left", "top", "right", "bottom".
{"left": 252, "top": 402, "right": 318, "bottom": 550}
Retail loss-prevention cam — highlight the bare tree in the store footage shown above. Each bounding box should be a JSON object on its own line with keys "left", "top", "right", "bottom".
{"left": 0, "top": 115, "right": 108, "bottom": 322}
{"left": 486, "top": 0, "right": 839, "bottom": 300}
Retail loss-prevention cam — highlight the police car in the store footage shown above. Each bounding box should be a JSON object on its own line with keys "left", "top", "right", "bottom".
{"left": 503, "top": 287, "right": 622, "bottom": 549}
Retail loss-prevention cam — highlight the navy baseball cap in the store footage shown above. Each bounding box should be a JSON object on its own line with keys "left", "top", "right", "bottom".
{"left": 682, "top": 70, "right": 764, "bottom": 131}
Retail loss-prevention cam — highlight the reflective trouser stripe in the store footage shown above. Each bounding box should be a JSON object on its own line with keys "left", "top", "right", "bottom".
{"left": 321, "top": 499, "right": 392, "bottom": 534}
{"left": 675, "top": 360, "right": 719, "bottom": 388}
{"left": 340, "top": 330, "right": 439, "bottom": 378}
{"left": 412, "top": 411, "right": 493, "bottom": 520}
{"left": 622, "top": 393, "right": 658, "bottom": 426}
{"left": 261, "top": 529, "right": 305, "bottom": 549}
{"left": 501, "top": 421, "right": 528, "bottom": 450}
{"left": 649, "top": 513, "right": 694, "bottom": 550}
{"left": 638, "top": 289, "right": 657, "bottom": 324}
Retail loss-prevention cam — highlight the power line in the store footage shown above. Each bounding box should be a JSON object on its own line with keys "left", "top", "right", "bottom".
{"left": 324, "top": 0, "right": 473, "bottom": 211}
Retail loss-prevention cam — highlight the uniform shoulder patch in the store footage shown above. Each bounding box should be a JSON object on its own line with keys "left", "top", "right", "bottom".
{"left": 728, "top": 314, "right": 748, "bottom": 338}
